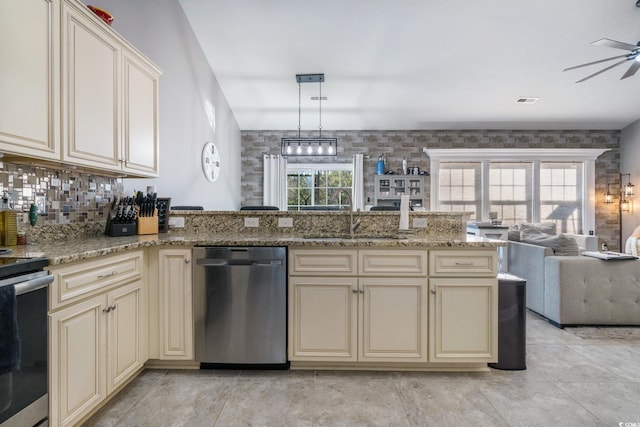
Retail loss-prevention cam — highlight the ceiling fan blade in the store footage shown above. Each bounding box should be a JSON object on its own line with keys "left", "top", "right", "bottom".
{"left": 574, "top": 58, "right": 630, "bottom": 83}
{"left": 621, "top": 60, "right": 640, "bottom": 79}
{"left": 592, "top": 38, "right": 639, "bottom": 51}
{"left": 563, "top": 54, "right": 629, "bottom": 72}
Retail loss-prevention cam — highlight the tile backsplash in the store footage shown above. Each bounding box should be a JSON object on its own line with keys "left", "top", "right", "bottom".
{"left": 0, "top": 161, "right": 123, "bottom": 230}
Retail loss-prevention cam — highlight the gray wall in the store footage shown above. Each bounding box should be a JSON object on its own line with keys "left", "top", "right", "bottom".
{"left": 621, "top": 120, "right": 640, "bottom": 241}
{"left": 242, "top": 129, "right": 621, "bottom": 248}
{"left": 89, "top": 0, "right": 241, "bottom": 210}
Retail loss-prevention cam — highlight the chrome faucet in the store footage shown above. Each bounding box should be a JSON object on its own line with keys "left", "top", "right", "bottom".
{"left": 337, "top": 189, "right": 361, "bottom": 235}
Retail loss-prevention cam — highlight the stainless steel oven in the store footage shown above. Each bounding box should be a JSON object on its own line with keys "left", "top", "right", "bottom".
{"left": 1, "top": 257, "right": 52, "bottom": 427}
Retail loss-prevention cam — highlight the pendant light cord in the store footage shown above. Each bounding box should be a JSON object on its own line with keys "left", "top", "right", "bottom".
{"left": 297, "top": 81, "right": 301, "bottom": 139}
{"left": 318, "top": 81, "right": 323, "bottom": 139}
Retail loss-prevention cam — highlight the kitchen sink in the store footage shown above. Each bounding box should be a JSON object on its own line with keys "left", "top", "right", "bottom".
{"left": 301, "top": 233, "right": 407, "bottom": 240}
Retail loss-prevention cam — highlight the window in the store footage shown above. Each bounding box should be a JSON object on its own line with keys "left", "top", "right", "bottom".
{"left": 427, "top": 148, "right": 609, "bottom": 235}
{"left": 438, "top": 163, "right": 481, "bottom": 220}
{"left": 489, "top": 162, "right": 532, "bottom": 224}
{"left": 287, "top": 163, "right": 353, "bottom": 210}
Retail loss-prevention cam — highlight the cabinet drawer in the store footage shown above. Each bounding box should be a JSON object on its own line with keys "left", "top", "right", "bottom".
{"left": 429, "top": 250, "right": 497, "bottom": 277}
{"left": 289, "top": 249, "right": 357, "bottom": 275}
{"left": 50, "top": 250, "right": 144, "bottom": 310}
{"left": 359, "top": 250, "right": 427, "bottom": 276}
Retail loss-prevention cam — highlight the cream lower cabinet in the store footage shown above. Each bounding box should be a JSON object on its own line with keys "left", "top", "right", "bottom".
{"left": 428, "top": 250, "right": 498, "bottom": 363}
{"left": 288, "top": 248, "right": 428, "bottom": 363}
{"left": 157, "top": 248, "right": 193, "bottom": 360}
{"left": 49, "top": 250, "right": 146, "bottom": 427}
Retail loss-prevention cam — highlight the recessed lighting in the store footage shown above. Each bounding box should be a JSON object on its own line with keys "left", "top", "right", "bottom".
{"left": 516, "top": 97, "right": 539, "bottom": 104}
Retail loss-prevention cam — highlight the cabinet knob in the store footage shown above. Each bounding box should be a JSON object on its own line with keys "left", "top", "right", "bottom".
{"left": 430, "top": 289, "right": 436, "bottom": 295}
{"left": 359, "top": 289, "right": 365, "bottom": 294}
{"left": 184, "top": 258, "right": 191, "bottom": 264}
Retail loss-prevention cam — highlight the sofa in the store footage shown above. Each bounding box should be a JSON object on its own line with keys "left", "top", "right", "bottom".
{"left": 508, "top": 226, "right": 640, "bottom": 327}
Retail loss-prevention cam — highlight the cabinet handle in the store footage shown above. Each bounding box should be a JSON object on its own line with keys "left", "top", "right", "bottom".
{"left": 110, "top": 304, "right": 117, "bottom": 311}
{"left": 98, "top": 271, "right": 118, "bottom": 278}
{"left": 102, "top": 306, "right": 111, "bottom": 313}
{"left": 430, "top": 289, "right": 436, "bottom": 295}
{"left": 184, "top": 259, "right": 191, "bottom": 264}
{"left": 454, "top": 262, "right": 474, "bottom": 266}
{"left": 359, "top": 289, "right": 365, "bottom": 294}
{"left": 352, "top": 289, "right": 358, "bottom": 294}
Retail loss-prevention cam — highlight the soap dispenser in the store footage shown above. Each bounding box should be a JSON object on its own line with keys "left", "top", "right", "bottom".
{"left": 1, "top": 192, "right": 17, "bottom": 246}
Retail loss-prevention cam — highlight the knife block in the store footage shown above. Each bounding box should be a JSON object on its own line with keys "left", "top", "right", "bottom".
{"left": 137, "top": 208, "right": 159, "bottom": 235}
{"left": 105, "top": 217, "right": 137, "bottom": 237}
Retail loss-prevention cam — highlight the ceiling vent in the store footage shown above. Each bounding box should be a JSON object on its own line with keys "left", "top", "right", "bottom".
{"left": 516, "top": 97, "right": 539, "bottom": 104}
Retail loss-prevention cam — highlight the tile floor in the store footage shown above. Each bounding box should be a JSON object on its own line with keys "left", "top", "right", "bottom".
{"left": 86, "top": 312, "right": 640, "bottom": 426}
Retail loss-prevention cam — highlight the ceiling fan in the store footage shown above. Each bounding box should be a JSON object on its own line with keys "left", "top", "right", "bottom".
{"left": 564, "top": 38, "right": 640, "bottom": 83}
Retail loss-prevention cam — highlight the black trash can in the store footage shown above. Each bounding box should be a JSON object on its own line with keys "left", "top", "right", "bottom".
{"left": 489, "top": 273, "right": 527, "bottom": 370}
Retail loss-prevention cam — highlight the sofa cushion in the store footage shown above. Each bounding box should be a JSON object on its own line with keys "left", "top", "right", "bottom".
{"left": 521, "top": 229, "right": 580, "bottom": 256}
{"left": 519, "top": 222, "right": 557, "bottom": 235}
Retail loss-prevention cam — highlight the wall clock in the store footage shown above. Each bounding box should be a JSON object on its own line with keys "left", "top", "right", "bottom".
{"left": 201, "top": 142, "right": 220, "bottom": 182}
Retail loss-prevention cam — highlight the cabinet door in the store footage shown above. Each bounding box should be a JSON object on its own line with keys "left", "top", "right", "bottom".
{"left": 122, "top": 48, "right": 160, "bottom": 177}
{"left": 359, "top": 278, "right": 427, "bottom": 362}
{"left": 61, "top": 0, "right": 121, "bottom": 172}
{"left": 107, "top": 281, "right": 146, "bottom": 394}
{"left": 158, "top": 249, "right": 194, "bottom": 360}
{"left": 0, "top": 0, "right": 59, "bottom": 159}
{"left": 50, "top": 295, "right": 107, "bottom": 427}
{"left": 289, "top": 277, "right": 358, "bottom": 361}
{"left": 429, "top": 278, "right": 497, "bottom": 362}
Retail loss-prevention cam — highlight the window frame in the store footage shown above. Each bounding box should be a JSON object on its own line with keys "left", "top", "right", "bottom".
{"left": 426, "top": 148, "right": 610, "bottom": 234}
{"left": 286, "top": 162, "right": 354, "bottom": 210}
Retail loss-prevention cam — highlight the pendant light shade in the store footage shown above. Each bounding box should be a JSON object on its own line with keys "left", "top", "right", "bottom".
{"left": 281, "top": 73, "right": 337, "bottom": 157}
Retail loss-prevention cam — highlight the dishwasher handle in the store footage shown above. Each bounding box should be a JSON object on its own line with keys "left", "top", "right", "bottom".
{"left": 196, "top": 259, "right": 283, "bottom": 267}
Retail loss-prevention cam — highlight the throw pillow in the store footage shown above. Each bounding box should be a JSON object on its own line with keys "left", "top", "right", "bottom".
{"left": 508, "top": 225, "right": 521, "bottom": 241}
{"left": 519, "top": 222, "right": 557, "bottom": 235}
{"left": 520, "top": 229, "right": 579, "bottom": 256}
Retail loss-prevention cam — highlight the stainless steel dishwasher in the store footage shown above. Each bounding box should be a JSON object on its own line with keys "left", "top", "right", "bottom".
{"left": 193, "top": 247, "right": 288, "bottom": 368}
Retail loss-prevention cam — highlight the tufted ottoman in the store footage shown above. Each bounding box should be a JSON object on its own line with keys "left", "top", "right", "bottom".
{"left": 544, "top": 256, "right": 640, "bottom": 327}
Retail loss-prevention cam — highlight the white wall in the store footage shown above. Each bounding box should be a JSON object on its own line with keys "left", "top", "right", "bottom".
{"left": 620, "top": 119, "right": 640, "bottom": 240}
{"left": 89, "top": 0, "right": 241, "bottom": 210}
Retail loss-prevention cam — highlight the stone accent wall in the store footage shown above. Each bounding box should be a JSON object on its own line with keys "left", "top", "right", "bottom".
{"left": 242, "top": 129, "right": 621, "bottom": 249}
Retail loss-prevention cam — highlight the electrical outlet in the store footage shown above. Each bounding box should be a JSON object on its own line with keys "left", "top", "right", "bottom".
{"left": 413, "top": 217, "right": 428, "bottom": 228}
{"left": 244, "top": 217, "right": 259, "bottom": 227}
{"left": 36, "top": 196, "right": 46, "bottom": 214}
{"left": 168, "top": 217, "right": 185, "bottom": 228}
{"left": 278, "top": 217, "right": 293, "bottom": 228}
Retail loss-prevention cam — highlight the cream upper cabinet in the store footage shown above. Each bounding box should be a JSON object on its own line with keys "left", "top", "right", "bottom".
{"left": 49, "top": 250, "right": 147, "bottom": 427}
{"left": 60, "top": 0, "right": 161, "bottom": 177}
{"left": 158, "top": 248, "right": 194, "bottom": 360}
{"left": 428, "top": 249, "right": 498, "bottom": 363}
{"left": 122, "top": 48, "right": 160, "bottom": 176}
{"left": 0, "top": 0, "right": 60, "bottom": 159}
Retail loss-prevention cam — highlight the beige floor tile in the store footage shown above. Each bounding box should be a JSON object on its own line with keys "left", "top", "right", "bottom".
{"left": 555, "top": 381, "right": 640, "bottom": 425}
{"left": 475, "top": 381, "right": 604, "bottom": 426}
{"left": 395, "top": 377, "right": 509, "bottom": 426}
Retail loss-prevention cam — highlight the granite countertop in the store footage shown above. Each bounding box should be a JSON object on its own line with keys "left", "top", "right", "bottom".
{"left": 6, "top": 233, "right": 505, "bottom": 266}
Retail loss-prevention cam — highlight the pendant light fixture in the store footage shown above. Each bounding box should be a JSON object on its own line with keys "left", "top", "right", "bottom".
{"left": 281, "top": 73, "right": 337, "bottom": 157}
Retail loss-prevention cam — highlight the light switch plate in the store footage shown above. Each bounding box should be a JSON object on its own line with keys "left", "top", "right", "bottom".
{"left": 413, "top": 217, "right": 428, "bottom": 228}
{"left": 244, "top": 217, "right": 259, "bottom": 227}
{"left": 36, "top": 196, "right": 46, "bottom": 214}
{"left": 168, "top": 217, "right": 185, "bottom": 228}
{"left": 278, "top": 217, "right": 293, "bottom": 227}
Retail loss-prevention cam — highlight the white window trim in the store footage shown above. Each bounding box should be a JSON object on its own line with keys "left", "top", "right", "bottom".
{"left": 426, "top": 148, "right": 611, "bottom": 234}
{"left": 287, "top": 162, "right": 353, "bottom": 172}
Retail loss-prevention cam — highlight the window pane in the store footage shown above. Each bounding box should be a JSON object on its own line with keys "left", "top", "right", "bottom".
{"left": 540, "top": 162, "right": 583, "bottom": 234}
{"left": 489, "top": 162, "right": 532, "bottom": 225}
{"left": 438, "top": 162, "right": 481, "bottom": 221}
{"left": 287, "top": 165, "right": 353, "bottom": 210}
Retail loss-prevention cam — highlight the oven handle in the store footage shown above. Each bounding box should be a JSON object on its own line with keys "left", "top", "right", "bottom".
{"left": 14, "top": 274, "right": 55, "bottom": 296}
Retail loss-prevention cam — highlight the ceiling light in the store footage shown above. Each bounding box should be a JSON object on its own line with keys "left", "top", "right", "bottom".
{"left": 516, "top": 97, "right": 539, "bottom": 104}
{"left": 281, "top": 73, "right": 337, "bottom": 157}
